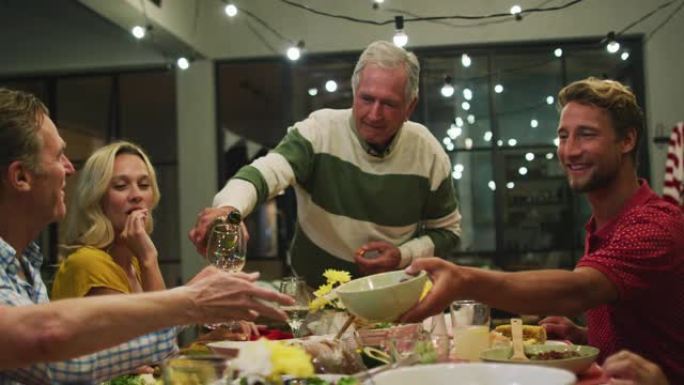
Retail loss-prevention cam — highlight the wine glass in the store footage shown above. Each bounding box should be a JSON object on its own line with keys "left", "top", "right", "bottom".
{"left": 206, "top": 222, "right": 246, "bottom": 273}
{"left": 279, "top": 276, "right": 311, "bottom": 338}
{"left": 205, "top": 219, "right": 247, "bottom": 334}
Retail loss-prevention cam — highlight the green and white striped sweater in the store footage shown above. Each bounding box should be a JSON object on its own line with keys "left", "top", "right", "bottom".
{"left": 213, "top": 108, "right": 461, "bottom": 285}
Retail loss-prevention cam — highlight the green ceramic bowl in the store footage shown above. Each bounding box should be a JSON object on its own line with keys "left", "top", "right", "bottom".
{"left": 480, "top": 344, "right": 599, "bottom": 374}
{"left": 336, "top": 270, "right": 428, "bottom": 322}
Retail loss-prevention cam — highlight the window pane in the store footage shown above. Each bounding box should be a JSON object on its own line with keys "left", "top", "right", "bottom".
{"left": 119, "top": 71, "right": 177, "bottom": 164}
{"left": 452, "top": 150, "right": 495, "bottom": 252}
{"left": 56, "top": 76, "right": 112, "bottom": 163}
{"left": 423, "top": 54, "right": 492, "bottom": 150}
{"left": 492, "top": 50, "right": 562, "bottom": 147}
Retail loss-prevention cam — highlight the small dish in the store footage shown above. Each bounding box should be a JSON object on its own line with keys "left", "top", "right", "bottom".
{"left": 480, "top": 344, "right": 599, "bottom": 374}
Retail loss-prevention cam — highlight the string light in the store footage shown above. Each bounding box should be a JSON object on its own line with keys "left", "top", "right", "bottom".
{"left": 467, "top": 114, "right": 476, "bottom": 124}
{"left": 177, "top": 57, "right": 190, "bottom": 70}
{"left": 546, "top": 96, "right": 555, "bottom": 105}
{"left": 308, "top": 88, "right": 318, "bottom": 96}
{"left": 518, "top": 166, "right": 528, "bottom": 175}
{"left": 605, "top": 31, "right": 620, "bottom": 53}
{"left": 463, "top": 88, "right": 473, "bottom": 100}
{"left": 553, "top": 137, "right": 560, "bottom": 146}
{"left": 276, "top": 0, "right": 586, "bottom": 25}
{"left": 530, "top": 119, "right": 539, "bottom": 128}
{"left": 494, "top": 84, "right": 504, "bottom": 94}
{"left": 325, "top": 80, "right": 338, "bottom": 92}
{"left": 484, "top": 131, "right": 493, "bottom": 142}
{"left": 546, "top": 152, "right": 554, "bottom": 160}
{"left": 461, "top": 53, "right": 472, "bottom": 68}
{"left": 131, "top": 25, "right": 147, "bottom": 39}
{"left": 525, "top": 152, "right": 535, "bottom": 161}
{"left": 286, "top": 40, "right": 305, "bottom": 61}
{"left": 461, "top": 101, "right": 471, "bottom": 111}
{"left": 510, "top": 5, "right": 523, "bottom": 21}
{"left": 454, "top": 164, "right": 465, "bottom": 173}
{"left": 464, "top": 138, "right": 473, "bottom": 149}
{"left": 441, "top": 75, "right": 455, "bottom": 97}
{"left": 488, "top": 181, "right": 496, "bottom": 191}
{"left": 506, "top": 181, "right": 515, "bottom": 189}
{"left": 508, "top": 138, "right": 518, "bottom": 146}
{"left": 554, "top": 48, "right": 563, "bottom": 58}
{"left": 393, "top": 16, "right": 408, "bottom": 47}
{"left": 621, "top": 51, "right": 630, "bottom": 61}
{"left": 455, "top": 117, "right": 464, "bottom": 127}
{"left": 224, "top": 3, "right": 238, "bottom": 17}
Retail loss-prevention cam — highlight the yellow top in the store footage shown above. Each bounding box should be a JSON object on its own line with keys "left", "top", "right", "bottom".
{"left": 51, "top": 246, "right": 142, "bottom": 300}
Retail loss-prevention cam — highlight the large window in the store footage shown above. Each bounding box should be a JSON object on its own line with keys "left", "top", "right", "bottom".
{"left": 0, "top": 69, "right": 180, "bottom": 287}
{"left": 216, "top": 37, "right": 645, "bottom": 270}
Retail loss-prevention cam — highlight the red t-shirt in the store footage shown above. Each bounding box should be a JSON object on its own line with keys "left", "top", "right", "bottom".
{"left": 577, "top": 181, "right": 684, "bottom": 383}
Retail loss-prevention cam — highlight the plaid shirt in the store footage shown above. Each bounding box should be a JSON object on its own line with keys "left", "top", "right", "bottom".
{"left": 0, "top": 238, "right": 178, "bottom": 385}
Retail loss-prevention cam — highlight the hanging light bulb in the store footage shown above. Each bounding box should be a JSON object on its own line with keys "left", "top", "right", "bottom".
{"left": 554, "top": 48, "right": 563, "bottom": 58}
{"left": 440, "top": 75, "right": 455, "bottom": 97}
{"left": 393, "top": 16, "right": 408, "bottom": 47}
{"left": 131, "top": 25, "right": 146, "bottom": 39}
{"left": 177, "top": 57, "right": 190, "bottom": 70}
{"left": 224, "top": 3, "right": 238, "bottom": 17}
{"left": 325, "top": 80, "right": 338, "bottom": 92}
{"left": 605, "top": 31, "right": 620, "bottom": 54}
{"left": 286, "top": 41, "right": 305, "bottom": 61}
{"left": 461, "top": 53, "right": 472, "bottom": 68}
{"left": 510, "top": 5, "right": 523, "bottom": 21}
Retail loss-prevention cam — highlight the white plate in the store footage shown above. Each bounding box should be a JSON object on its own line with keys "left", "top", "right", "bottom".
{"left": 206, "top": 340, "right": 261, "bottom": 357}
{"left": 368, "top": 363, "right": 575, "bottom": 385}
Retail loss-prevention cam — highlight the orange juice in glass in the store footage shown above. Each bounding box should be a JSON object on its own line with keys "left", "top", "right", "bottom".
{"left": 450, "top": 300, "right": 490, "bottom": 361}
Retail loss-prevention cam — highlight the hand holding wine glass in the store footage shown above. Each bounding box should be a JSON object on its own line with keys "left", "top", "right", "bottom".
{"left": 279, "top": 277, "right": 311, "bottom": 338}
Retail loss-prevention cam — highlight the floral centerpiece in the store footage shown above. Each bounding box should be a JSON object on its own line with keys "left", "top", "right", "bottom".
{"left": 306, "top": 270, "right": 353, "bottom": 336}
{"left": 309, "top": 269, "right": 352, "bottom": 312}
{"left": 232, "top": 339, "right": 314, "bottom": 384}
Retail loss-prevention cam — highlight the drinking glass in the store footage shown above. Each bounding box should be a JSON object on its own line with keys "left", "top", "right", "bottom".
{"left": 279, "top": 276, "right": 311, "bottom": 338}
{"left": 206, "top": 222, "right": 246, "bottom": 273}
{"left": 450, "top": 299, "right": 490, "bottom": 361}
{"left": 205, "top": 220, "right": 247, "bottom": 334}
{"left": 163, "top": 355, "right": 230, "bottom": 385}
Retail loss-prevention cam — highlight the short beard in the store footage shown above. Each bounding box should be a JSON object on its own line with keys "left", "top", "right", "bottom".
{"left": 569, "top": 169, "right": 618, "bottom": 193}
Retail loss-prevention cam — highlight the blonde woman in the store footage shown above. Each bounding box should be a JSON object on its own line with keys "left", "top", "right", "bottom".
{"left": 52, "top": 141, "right": 164, "bottom": 299}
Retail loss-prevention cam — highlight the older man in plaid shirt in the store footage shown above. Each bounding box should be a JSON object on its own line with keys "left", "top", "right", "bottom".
{"left": 0, "top": 88, "right": 294, "bottom": 384}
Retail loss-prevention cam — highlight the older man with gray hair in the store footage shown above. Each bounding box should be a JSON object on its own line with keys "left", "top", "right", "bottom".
{"left": 191, "top": 40, "right": 461, "bottom": 286}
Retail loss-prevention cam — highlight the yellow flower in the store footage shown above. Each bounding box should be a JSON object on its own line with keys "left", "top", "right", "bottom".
{"left": 313, "top": 283, "right": 333, "bottom": 298}
{"left": 309, "top": 296, "right": 329, "bottom": 312}
{"left": 267, "top": 341, "right": 314, "bottom": 381}
{"left": 323, "top": 269, "right": 351, "bottom": 285}
{"left": 419, "top": 279, "right": 433, "bottom": 301}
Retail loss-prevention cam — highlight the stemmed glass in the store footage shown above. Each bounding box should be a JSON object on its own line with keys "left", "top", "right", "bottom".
{"left": 279, "top": 276, "right": 311, "bottom": 338}
{"left": 205, "top": 216, "right": 247, "bottom": 333}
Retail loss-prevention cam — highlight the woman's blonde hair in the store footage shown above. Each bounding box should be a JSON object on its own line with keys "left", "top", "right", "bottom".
{"left": 62, "top": 141, "right": 160, "bottom": 250}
